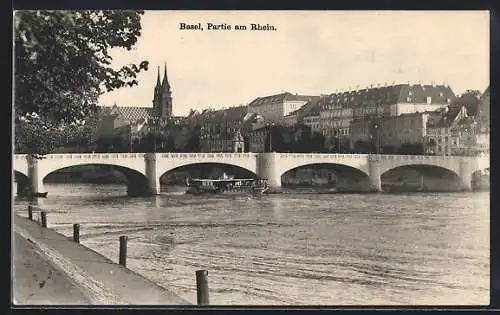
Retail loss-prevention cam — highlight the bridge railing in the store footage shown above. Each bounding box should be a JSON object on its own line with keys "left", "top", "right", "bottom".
{"left": 279, "top": 153, "right": 367, "bottom": 159}
{"left": 42, "top": 153, "right": 147, "bottom": 159}
{"left": 277, "top": 153, "right": 462, "bottom": 160}
{"left": 159, "top": 152, "right": 258, "bottom": 159}
{"left": 14, "top": 152, "right": 488, "bottom": 160}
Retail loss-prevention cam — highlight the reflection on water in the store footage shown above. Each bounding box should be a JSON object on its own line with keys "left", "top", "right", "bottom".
{"left": 14, "top": 183, "right": 489, "bottom": 305}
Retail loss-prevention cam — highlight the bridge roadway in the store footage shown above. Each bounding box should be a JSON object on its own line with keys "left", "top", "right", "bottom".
{"left": 13, "top": 152, "right": 489, "bottom": 196}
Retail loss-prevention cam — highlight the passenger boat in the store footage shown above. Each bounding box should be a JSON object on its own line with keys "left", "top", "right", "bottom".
{"left": 185, "top": 174, "right": 269, "bottom": 196}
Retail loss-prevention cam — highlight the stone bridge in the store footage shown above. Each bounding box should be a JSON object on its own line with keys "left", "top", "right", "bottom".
{"left": 13, "top": 152, "right": 489, "bottom": 196}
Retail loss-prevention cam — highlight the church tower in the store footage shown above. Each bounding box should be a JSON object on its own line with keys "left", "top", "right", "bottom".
{"left": 152, "top": 63, "right": 173, "bottom": 118}
{"left": 152, "top": 66, "right": 162, "bottom": 114}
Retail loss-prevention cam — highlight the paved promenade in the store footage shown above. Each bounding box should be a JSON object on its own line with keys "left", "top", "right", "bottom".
{"left": 13, "top": 232, "right": 91, "bottom": 305}
{"left": 13, "top": 215, "right": 190, "bottom": 305}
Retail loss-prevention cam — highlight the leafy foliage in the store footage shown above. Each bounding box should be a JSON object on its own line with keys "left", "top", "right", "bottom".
{"left": 399, "top": 142, "right": 425, "bottom": 155}
{"left": 353, "top": 140, "right": 375, "bottom": 154}
{"left": 14, "top": 10, "right": 149, "bottom": 156}
{"left": 452, "top": 90, "right": 481, "bottom": 116}
{"left": 14, "top": 113, "right": 92, "bottom": 157}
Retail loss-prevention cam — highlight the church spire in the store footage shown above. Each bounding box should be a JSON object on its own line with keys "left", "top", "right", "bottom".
{"left": 162, "top": 62, "right": 171, "bottom": 90}
{"left": 156, "top": 66, "right": 161, "bottom": 87}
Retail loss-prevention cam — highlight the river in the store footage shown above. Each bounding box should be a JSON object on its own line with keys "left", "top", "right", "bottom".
{"left": 13, "top": 183, "right": 489, "bottom": 305}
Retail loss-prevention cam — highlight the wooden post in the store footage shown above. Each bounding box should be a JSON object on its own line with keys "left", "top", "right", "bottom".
{"left": 28, "top": 206, "right": 33, "bottom": 221}
{"left": 119, "top": 236, "right": 128, "bottom": 267}
{"left": 40, "top": 211, "right": 47, "bottom": 228}
{"left": 73, "top": 224, "right": 80, "bottom": 243}
{"left": 196, "top": 270, "right": 209, "bottom": 305}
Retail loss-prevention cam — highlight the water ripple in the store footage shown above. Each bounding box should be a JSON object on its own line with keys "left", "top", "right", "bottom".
{"left": 14, "top": 184, "right": 489, "bottom": 305}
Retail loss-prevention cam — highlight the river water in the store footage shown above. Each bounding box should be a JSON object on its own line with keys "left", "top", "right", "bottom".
{"left": 13, "top": 183, "right": 489, "bottom": 305}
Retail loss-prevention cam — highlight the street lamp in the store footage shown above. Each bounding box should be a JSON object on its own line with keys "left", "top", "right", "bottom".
{"left": 266, "top": 123, "right": 275, "bottom": 152}
{"left": 150, "top": 118, "right": 161, "bottom": 153}
{"left": 373, "top": 123, "right": 380, "bottom": 154}
{"left": 336, "top": 129, "right": 341, "bottom": 152}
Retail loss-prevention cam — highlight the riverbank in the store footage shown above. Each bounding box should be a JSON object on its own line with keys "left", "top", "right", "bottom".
{"left": 13, "top": 214, "right": 190, "bottom": 305}
{"left": 12, "top": 232, "right": 91, "bottom": 305}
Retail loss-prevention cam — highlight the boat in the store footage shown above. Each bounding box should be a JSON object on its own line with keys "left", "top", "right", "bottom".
{"left": 31, "top": 192, "right": 48, "bottom": 198}
{"left": 185, "top": 174, "right": 269, "bottom": 196}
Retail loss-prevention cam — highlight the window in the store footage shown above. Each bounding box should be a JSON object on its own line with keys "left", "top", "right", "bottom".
{"left": 427, "top": 96, "right": 432, "bottom": 104}
{"left": 407, "top": 97, "right": 411, "bottom": 102}
{"left": 408, "top": 91, "right": 412, "bottom": 96}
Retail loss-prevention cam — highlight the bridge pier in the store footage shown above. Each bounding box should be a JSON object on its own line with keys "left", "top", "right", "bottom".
{"left": 257, "top": 153, "right": 282, "bottom": 191}
{"left": 459, "top": 157, "right": 472, "bottom": 191}
{"left": 368, "top": 156, "right": 382, "bottom": 192}
{"left": 27, "top": 155, "right": 46, "bottom": 197}
{"left": 145, "top": 153, "right": 160, "bottom": 195}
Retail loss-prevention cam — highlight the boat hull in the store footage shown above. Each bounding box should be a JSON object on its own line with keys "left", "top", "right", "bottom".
{"left": 31, "top": 192, "right": 48, "bottom": 198}
{"left": 185, "top": 177, "right": 269, "bottom": 196}
{"left": 186, "top": 187, "right": 268, "bottom": 196}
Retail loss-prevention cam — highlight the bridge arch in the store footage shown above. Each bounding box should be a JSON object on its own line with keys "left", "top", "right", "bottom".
{"left": 156, "top": 153, "right": 259, "bottom": 180}
{"left": 38, "top": 154, "right": 148, "bottom": 180}
{"left": 13, "top": 155, "right": 29, "bottom": 177}
{"left": 381, "top": 164, "right": 462, "bottom": 192}
{"left": 275, "top": 153, "right": 370, "bottom": 177}
{"left": 42, "top": 164, "right": 151, "bottom": 197}
{"left": 14, "top": 170, "right": 30, "bottom": 196}
{"left": 377, "top": 155, "right": 461, "bottom": 177}
{"left": 159, "top": 162, "right": 258, "bottom": 179}
{"left": 471, "top": 166, "right": 489, "bottom": 191}
{"left": 280, "top": 162, "right": 372, "bottom": 192}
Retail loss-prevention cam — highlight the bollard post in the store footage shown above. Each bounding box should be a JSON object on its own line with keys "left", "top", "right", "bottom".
{"left": 28, "top": 206, "right": 33, "bottom": 221}
{"left": 196, "top": 270, "right": 209, "bottom": 305}
{"left": 119, "top": 236, "right": 128, "bottom": 267}
{"left": 40, "top": 211, "right": 47, "bottom": 228}
{"left": 73, "top": 224, "right": 80, "bottom": 243}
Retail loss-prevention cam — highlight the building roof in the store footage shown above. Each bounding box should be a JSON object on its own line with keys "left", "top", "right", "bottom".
{"left": 198, "top": 105, "right": 249, "bottom": 123}
{"left": 108, "top": 105, "right": 155, "bottom": 122}
{"left": 456, "top": 116, "right": 476, "bottom": 127}
{"left": 430, "top": 105, "right": 466, "bottom": 128}
{"left": 289, "top": 96, "right": 324, "bottom": 118}
{"left": 248, "top": 92, "right": 318, "bottom": 107}
{"left": 476, "top": 86, "right": 490, "bottom": 125}
{"left": 315, "top": 84, "right": 455, "bottom": 110}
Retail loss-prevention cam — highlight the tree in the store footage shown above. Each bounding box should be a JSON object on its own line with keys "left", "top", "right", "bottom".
{"left": 185, "top": 125, "right": 201, "bottom": 152}
{"left": 382, "top": 145, "right": 396, "bottom": 154}
{"left": 453, "top": 90, "right": 481, "bottom": 116}
{"left": 354, "top": 140, "right": 375, "bottom": 154}
{"left": 264, "top": 126, "right": 287, "bottom": 152}
{"left": 14, "top": 10, "right": 149, "bottom": 156}
{"left": 292, "top": 125, "right": 312, "bottom": 152}
{"left": 399, "top": 142, "right": 424, "bottom": 155}
{"left": 310, "top": 132, "right": 326, "bottom": 153}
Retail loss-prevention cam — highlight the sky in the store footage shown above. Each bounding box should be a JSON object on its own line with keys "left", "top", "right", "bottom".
{"left": 98, "top": 11, "right": 490, "bottom": 116}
